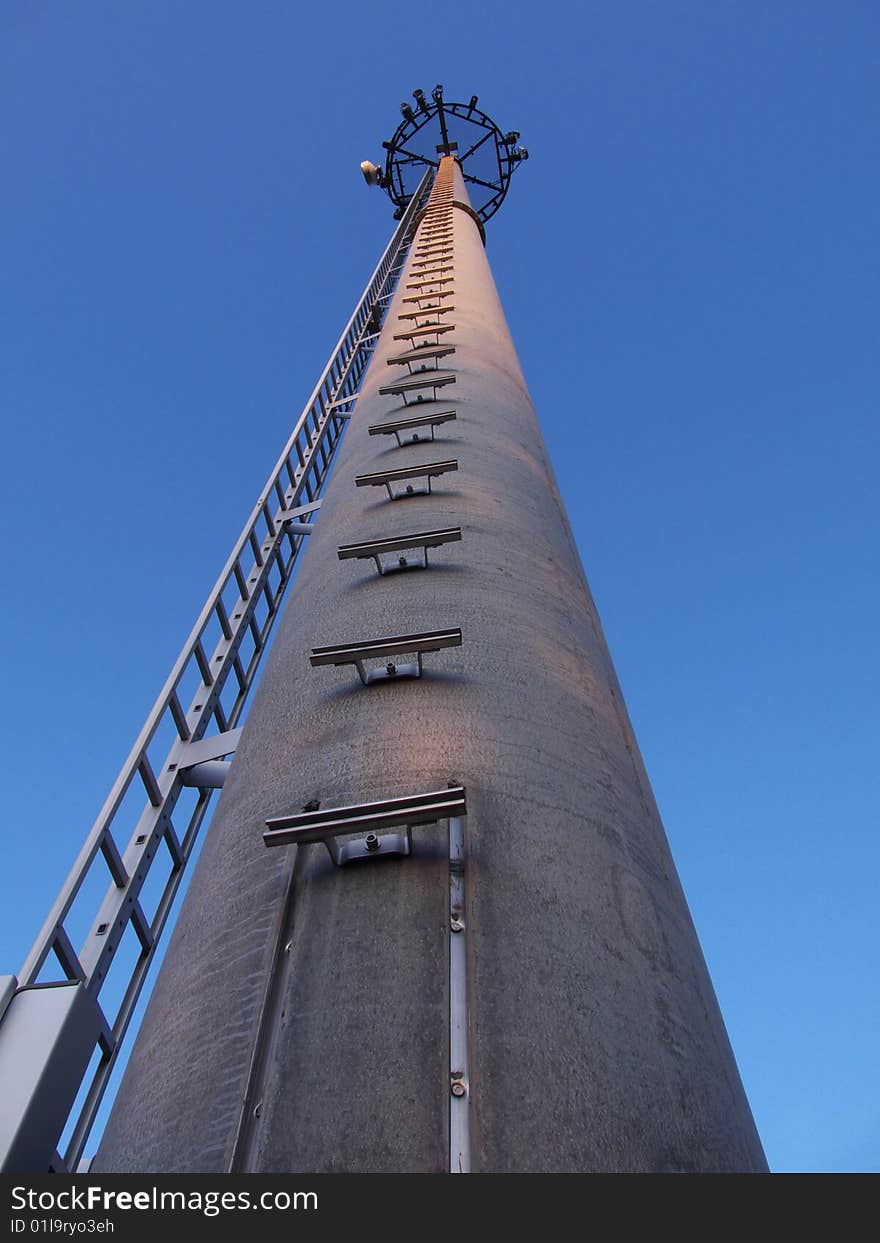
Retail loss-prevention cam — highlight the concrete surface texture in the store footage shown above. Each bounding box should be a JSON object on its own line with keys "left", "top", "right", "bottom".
{"left": 96, "top": 159, "right": 767, "bottom": 1173}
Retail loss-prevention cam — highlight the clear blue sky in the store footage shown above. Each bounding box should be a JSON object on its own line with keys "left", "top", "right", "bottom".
{"left": 1, "top": 2, "right": 877, "bottom": 1173}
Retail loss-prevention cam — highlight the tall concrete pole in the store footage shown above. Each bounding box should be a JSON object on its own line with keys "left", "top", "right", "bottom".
{"left": 96, "top": 147, "right": 766, "bottom": 1173}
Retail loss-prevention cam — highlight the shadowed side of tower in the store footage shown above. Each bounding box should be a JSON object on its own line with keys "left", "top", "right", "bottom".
{"left": 96, "top": 144, "right": 766, "bottom": 1173}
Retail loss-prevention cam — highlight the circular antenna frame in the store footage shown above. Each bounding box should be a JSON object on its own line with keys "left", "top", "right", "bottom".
{"left": 380, "top": 91, "right": 527, "bottom": 223}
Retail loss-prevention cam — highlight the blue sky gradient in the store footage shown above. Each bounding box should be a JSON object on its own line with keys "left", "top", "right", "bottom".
{"left": 1, "top": 2, "right": 878, "bottom": 1172}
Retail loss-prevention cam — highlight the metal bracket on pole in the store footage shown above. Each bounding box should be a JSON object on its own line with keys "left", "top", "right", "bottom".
{"left": 179, "top": 761, "right": 231, "bottom": 789}
{"left": 386, "top": 344, "right": 456, "bottom": 372}
{"left": 368, "top": 409, "right": 457, "bottom": 446}
{"left": 401, "top": 294, "right": 454, "bottom": 311}
{"left": 405, "top": 282, "right": 454, "bottom": 298}
{"left": 406, "top": 273, "right": 454, "bottom": 288}
{"left": 393, "top": 316, "right": 453, "bottom": 338}
{"left": 392, "top": 323, "right": 455, "bottom": 346}
{"left": 408, "top": 261, "right": 453, "bottom": 276}
{"left": 263, "top": 786, "right": 467, "bottom": 866}
{"left": 170, "top": 728, "right": 241, "bottom": 787}
{"left": 328, "top": 395, "right": 359, "bottom": 416}
{"left": 310, "top": 627, "right": 462, "bottom": 685}
{"left": 355, "top": 458, "right": 458, "bottom": 500}
{"left": 169, "top": 728, "right": 242, "bottom": 769}
{"left": 279, "top": 498, "right": 323, "bottom": 536}
{"left": 412, "top": 247, "right": 453, "bottom": 260}
{"left": 379, "top": 370, "right": 456, "bottom": 405}
{"left": 280, "top": 498, "right": 323, "bottom": 519}
{"left": 337, "top": 526, "right": 462, "bottom": 576}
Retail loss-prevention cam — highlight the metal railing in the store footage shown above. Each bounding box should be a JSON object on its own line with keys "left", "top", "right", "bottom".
{"left": 0, "top": 171, "right": 433, "bottom": 1173}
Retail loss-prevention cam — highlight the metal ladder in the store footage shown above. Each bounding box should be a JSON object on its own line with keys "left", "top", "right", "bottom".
{"left": 0, "top": 172, "right": 433, "bottom": 1175}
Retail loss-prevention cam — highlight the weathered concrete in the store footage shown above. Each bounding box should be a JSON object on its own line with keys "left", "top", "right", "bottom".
{"left": 96, "top": 160, "right": 766, "bottom": 1172}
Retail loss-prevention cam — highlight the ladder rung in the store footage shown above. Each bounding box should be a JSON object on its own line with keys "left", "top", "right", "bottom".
{"left": 130, "top": 901, "right": 153, "bottom": 952}
{"left": 137, "top": 755, "right": 162, "bottom": 808}
{"left": 100, "top": 833, "right": 128, "bottom": 888}
{"left": 52, "top": 927, "right": 85, "bottom": 981}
